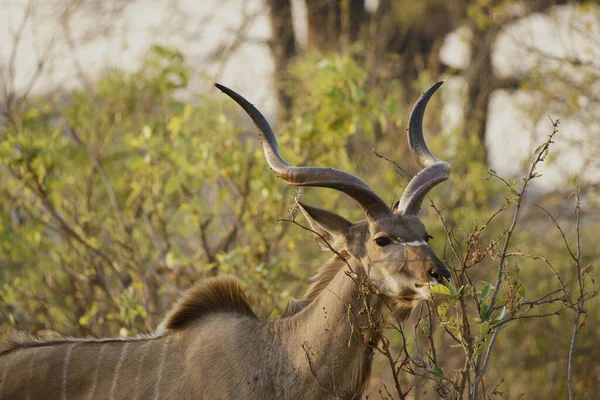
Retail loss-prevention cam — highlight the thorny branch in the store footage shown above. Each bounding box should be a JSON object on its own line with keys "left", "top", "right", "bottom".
{"left": 567, "top": 190, "right": 587, "bottom": 400}
{"left": 488, "top": 117, "right": 559, "bottom": 312}
{"left": 472, "top": 118, "right": 559, "bottom": 398}
{"left": 371, "top": 116, "right": 596, "bottom": 399}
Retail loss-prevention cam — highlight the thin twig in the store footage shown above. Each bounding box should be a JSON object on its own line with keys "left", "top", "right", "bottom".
{"left": 567, "top": 190, "right": 583, "bottom": 400}
{"left": 474, "top": 118, "right": 559, "bottom": 399}
{"left": 532, "top": 203, "right": 576, "bottom": 260}
{"left": 504, "top": 252, "right": 569, "bottom": 301}
{"left": 66, "top": 124, "right": 131, "bottom": 235}
{"left": 488, "top": 118, "right": 559, "bottom": 312}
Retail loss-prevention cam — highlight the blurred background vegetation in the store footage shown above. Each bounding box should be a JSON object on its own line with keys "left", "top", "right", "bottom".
{"left": 0, "top": 0, "right": 598, "bottom": 398}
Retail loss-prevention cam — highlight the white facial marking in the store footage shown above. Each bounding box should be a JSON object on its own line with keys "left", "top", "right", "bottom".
{"left": 405, "top": 240, "right": 427, "bottom": 247}
{"left": 380, "top": 267, "right": 401, "bottom": 295}
{"left": 414, "top": 284, "right": 432, "bottom": 300}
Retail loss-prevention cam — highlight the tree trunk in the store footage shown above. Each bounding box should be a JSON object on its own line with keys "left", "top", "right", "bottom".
{"left": 267, "top": 0, "right": 298, "bottom": 122}
{"left": 463, "top": 27, "right": 499, "bottom": 165}
{"left": 305, "top": 0, "right": 367, "bottom": 52}
{"left": 267, "top": 0, "right": 569, "bottom": 166}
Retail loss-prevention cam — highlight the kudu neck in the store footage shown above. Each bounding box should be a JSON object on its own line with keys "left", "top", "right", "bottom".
{"left": 282, "top": 255, "right": 384, "bottom": 398}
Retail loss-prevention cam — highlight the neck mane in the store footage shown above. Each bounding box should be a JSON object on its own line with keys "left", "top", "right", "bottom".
{"left": 285, "top": 254, "right": 348, "bottom": 315}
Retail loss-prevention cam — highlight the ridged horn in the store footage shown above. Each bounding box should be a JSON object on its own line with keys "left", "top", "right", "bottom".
{"left": 215, "top": 83, "right": 393, "bottom": 220}
{"left": 396, "top": 81, "right": 451, "bottom": 215}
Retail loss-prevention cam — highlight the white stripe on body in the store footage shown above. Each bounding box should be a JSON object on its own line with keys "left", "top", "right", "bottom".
{"left": 0, "top": 352, "right": 11, "bottom": 398}
{"left": 135, "top": 341, "right": 151, "bottom": 399}
{"left": 109, "top": 342, "right": 130, "bottom": 399}
{"left": 87, "top": 343, "right": 107, "bottom": 400}
{"left": 153, "top": 338, "right": 169, "bottom": 400}
{"left": 25, "top": 355, "right": 34, "bottom": 400}
{"left": 62, "top": 344, "right": 75, "bottom": 400}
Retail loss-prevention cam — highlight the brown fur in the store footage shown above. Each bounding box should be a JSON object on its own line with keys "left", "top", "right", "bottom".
{"left": 159, "top": 276, "right": 256, "bottom": 331}
{"left": 0, "top": 332, "right": 189, "bottom": 400}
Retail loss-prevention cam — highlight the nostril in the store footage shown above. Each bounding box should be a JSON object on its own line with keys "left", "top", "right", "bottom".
{"left": 428, "top": 268, "right": 441, "bottom": 282}
{"left": 429, "top": 267, "right": 451, "bottom": 282}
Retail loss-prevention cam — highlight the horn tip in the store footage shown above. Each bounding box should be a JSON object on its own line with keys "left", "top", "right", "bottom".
{"left": 417, "top": 81, "right": 444, "bottom": 101}
{"left": 429, "top": 80, "right": 444, "bottom": 93}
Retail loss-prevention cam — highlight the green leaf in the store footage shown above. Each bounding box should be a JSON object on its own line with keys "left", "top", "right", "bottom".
{"left": 517, "top": 283, "right": 526, "bottom": 298}
{"left": 433, "top": 366, "right": 444, "bottom": 379}
{"left": 328, "top": 117, "right": 345, "bottom": 131}
{"left": 481, "top": 283, "right": 492, "bottom": 301}
{"left": 491, "top": 306, "right": 508, "bottom": 326}
{"left": 443, "top": 278, "right": 458, "bottom": 295}
{"left": 479, "top": 321, "right": 489, "bottom": 335}
{"left": 479, "top": 303, "right": 490, "bottom": 320}
{"left": 476, "top": 342, "right": 486, "bottom": 357}
{"left": 431, "top": 284, "right": 452, "bottom": 296}
{"left": 79, "top": 315, "right": 90, "bottom": 325}
{"left": 437, "top": 302, "right": 449, "bottom": 319}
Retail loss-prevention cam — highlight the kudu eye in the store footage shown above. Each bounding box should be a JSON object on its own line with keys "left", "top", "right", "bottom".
{"left": 374, "top": 236, "right": 392, "bottom": 247}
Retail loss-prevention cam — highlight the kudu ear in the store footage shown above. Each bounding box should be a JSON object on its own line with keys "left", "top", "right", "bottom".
{"left": 297, "top": 202, "right": 353, "bottom": 251}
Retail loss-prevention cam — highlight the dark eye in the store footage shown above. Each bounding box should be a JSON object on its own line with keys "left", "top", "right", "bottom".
{"left": 375, "top": 236, "right": 392, "bottom": 247}
{"left": 425, "top": 234, "right": 434, "bottom": 242}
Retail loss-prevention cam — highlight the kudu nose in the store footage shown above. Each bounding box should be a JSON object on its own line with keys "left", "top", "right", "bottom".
{"left": 428, "top": 263, "right": 451, "bottom": 283}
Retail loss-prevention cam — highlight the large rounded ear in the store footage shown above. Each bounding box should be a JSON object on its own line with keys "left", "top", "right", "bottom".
{"left": 297, "top": 202, "right": 353, "bottom": 251}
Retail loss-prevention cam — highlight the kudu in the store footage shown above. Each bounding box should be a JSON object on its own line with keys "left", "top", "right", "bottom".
{"left": 0, "top": 81, "right": 451, "bottom": 400}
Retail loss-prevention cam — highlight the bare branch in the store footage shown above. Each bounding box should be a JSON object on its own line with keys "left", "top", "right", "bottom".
{"left": 474, "top": 118, "right": 559, "bottom": 399}
{"left": 489, "top": 118, "right": 559, "bottom": 311}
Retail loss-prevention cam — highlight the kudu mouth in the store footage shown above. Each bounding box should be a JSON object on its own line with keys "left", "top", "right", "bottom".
{"left": 414, "top": 281, "right": 438, "bottom": 288}
{"left": 413, "top": 259, "right": 451, "bottom": 294}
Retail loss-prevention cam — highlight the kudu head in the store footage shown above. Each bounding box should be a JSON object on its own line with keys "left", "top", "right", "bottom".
{"left": 216, "top": 81, "right": 451, "bottom": 313}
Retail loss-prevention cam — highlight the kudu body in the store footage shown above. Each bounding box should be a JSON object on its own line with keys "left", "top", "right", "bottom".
{"left": 0, "top": 82, "right": 451, "bottom": 400}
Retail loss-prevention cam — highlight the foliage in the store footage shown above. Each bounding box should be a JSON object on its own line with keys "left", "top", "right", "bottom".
{"left": 1, "top": 47, "right": 598, "bottom": 399}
